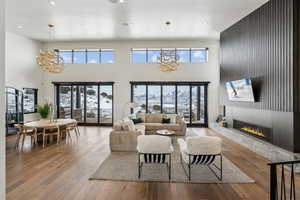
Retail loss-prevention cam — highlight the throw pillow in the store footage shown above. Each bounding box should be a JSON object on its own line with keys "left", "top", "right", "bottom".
{"left": 132, "top": 118, "right": 143, "bottom": 124}
{"left": 166, "top": 114, "right": 177, "bottom": 123}
{"left": 162, "top": 118, "right": 171, "bottom": 124}
{"left": 127, "top": 120, "right": 136, "bottom": 131}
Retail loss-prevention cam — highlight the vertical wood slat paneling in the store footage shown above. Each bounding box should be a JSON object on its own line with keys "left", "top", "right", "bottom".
{"left": 220, "top": 0, "right": 296, "bottom": 112}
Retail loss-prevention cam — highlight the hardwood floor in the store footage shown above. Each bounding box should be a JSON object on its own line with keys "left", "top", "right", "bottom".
{"left": 6, "top": 127, "right": 300, "bottom": 200}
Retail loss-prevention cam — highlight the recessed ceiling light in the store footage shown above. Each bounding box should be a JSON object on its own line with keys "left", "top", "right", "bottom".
{"left": 119, "top": 0, "right": 124, "bottom": 3}
{"left": 48, "top": 0, "right": 56, "bottom": 6}
{"left": 17, "top": 25, "right": 23, "bottom": 29}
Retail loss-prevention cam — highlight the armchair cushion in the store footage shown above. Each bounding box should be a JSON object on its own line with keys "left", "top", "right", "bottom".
{"left": 145, "top": 114, "right": 163, "bottom": 123}
{"left": 137, "top": 135, "right": 174, "bottom": 154}
{"left": 180, "top": 136, "right": 222, "bottom": 155}
{"left": 177, "top": 136, "right": 222, "bottom": 164}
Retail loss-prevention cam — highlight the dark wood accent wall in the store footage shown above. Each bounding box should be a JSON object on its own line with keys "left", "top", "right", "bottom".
{"left": 220, "top": 0, "right": 300, "bottom": 152}
{"left": 220, "top": 0, "right": 296, "bottom": 112}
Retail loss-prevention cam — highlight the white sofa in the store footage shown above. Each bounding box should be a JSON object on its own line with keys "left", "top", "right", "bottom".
{"left": 110, "top": 113, "right": 186, "bottom": 152}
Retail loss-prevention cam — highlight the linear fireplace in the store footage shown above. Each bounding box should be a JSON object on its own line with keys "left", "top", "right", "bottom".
{"left": 233, "top": 120, "right": 272, "bottom": 143}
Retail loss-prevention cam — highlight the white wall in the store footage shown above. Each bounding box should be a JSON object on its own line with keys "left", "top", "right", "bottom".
{"left": 0, "top": 0, "right": 5, "bottom": 198}
{"left": 6, "top": 32, "right": 44, "bottom": 122}
{"left": 44, "top": 40, "right": 220, "bottom": 122}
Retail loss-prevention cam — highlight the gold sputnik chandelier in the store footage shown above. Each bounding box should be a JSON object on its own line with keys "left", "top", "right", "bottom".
{"left": 36, "top": 50, "right": 64, "bottom": 73}
{"left": 36, "top": 24, "right": 65, "bottom": 73}
{"left": 157, "top": 49, "right": 180, "bottom": 72}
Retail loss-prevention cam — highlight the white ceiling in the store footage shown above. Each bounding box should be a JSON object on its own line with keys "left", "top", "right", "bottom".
{"left": 6, "top": 0, "right": 268, "bottom": 41}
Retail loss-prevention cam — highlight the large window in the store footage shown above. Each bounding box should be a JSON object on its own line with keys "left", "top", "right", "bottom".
{"left": 54, "top": 82, "right": 114, "bottom": 126}
{"left": 148, "top": 85, "right": 161, "bottom": 113}
{"left": 131, "top": 82, "right": 209, "bottom": 127}
{"left": 132, "top": 85, "right": 147, "bottom": 113}
{"left": 57, "top": 49, "right": 115, "bottom": 64}
{"left": 162, "top": 85, "right": 176, "bottom": 114}
{"left": 131, "top": 48, "right": 208, "bottom": 63}
{"left": 23, "top": 88, "right": 38, "bottom": 114}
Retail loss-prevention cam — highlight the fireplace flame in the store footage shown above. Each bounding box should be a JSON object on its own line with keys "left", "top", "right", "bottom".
{"left": 241, "top": 127, "right": 266, "bottom": 137}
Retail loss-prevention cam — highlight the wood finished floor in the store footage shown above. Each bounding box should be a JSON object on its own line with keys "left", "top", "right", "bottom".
{"left": 5, "top": 127, "right": 300, "bottom": 200}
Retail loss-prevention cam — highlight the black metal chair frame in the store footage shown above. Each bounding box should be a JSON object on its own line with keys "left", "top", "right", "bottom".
{"left": 138, "top": 153, "right": 172, "bottom": 180}
{"left": 180, "top": 153, "right": 223, "bottom": 181}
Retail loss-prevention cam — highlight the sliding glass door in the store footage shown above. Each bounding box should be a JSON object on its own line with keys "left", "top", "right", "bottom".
{"left": 131, "top": 82, "right": 209, "bottom": 127}
{"left": 177, "top": 85, "right": 191, "bottom": 123}
{"left": 54, "top": 82, "right": 114, "bottom": 126}
{"left": 148, "top": 85, "right": 161, "bottom": 113}
{"left": 100, "top": 85, "right": 113, "bottom": 124}
{"left": 58, "top": 86, "right": 72, "bottom": 119}
{"left": 86, "top": 85, "right": 98, "bottom": 123}
{"left": 162, "top": 85, "right": 176, "bottom": 114}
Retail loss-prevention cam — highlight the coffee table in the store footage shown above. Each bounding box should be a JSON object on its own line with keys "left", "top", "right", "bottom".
{"left": 156, "top": 130, "right": 176, "bottom": 144}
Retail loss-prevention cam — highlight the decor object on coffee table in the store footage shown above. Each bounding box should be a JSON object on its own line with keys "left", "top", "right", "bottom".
{"left": 156, "top": 129, "right": 176, "bottom": 144}
{"left": 137, "top": 135, "right": 174, "bottom": 180}
{"left": 177, "top": 136, "right": 223, "bottom": 181}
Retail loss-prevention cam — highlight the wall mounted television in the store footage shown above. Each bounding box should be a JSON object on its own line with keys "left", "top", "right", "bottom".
{"left": 226, "top": 78, "right": 255, "bottom": 102}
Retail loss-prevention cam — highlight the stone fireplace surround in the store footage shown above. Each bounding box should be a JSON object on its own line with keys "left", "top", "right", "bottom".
{"left": 210, "top": 123, "right": 300, "bottom": 173}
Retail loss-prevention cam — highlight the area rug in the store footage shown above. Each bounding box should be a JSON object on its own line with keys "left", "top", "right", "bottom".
{"left": 90, "top": 144, "right": 255, "bottom": 183}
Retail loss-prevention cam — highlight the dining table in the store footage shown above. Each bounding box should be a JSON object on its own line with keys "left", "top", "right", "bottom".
{"left": 24, "top": 118, "right": 77, "bottom": 129}
{"left": 23, "top": 118, "right": 77, "bottom": 144}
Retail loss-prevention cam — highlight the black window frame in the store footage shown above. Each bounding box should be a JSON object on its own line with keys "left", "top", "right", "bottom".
{"left": 56, "top": 49, "right": 116, "bottom": 64}
{"left": 130, "top": 81, "right": 210, "bottom": 127}
{"left": 130, "top": 48, "right": 209, "bottom": 63}
{"left": 53, "top": 82, "right": 114, "bottom": 126}
{"left": 23, "top": 88, "right": 38, "bottom": 114}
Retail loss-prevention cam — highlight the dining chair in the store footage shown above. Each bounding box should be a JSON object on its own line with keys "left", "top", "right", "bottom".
{"left": 14, "top": 124, "right": 40, "bottom": 150}
{"left": 66, "top": 121, "right": 80, "bottom": 137}
{"left": 42, "top": 125, "right": 60, "bottom": 148}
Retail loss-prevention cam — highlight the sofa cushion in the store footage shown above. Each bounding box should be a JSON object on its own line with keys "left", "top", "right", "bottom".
{"left": 144, "top": 123, "right": 163, "bottom": 130}
{"left": 136, "top": 113, "right": 146, "bottom": 122}
{"left": 135, "top": 124, "right": 146, "bottom": 135}
{"left": 161, "top": 124, "right": 182, "bottom": 131}
{"left": 176, "top": 115, "right": 184, "bottom": 123}
{"left": 113, "top": 120, "right": 123, "bottom": 131}
{"left": 122, "top": 120, "right": 136, "bottom": 131}
{"left": 145, "top": 114, "right": 163, "bottom": 123}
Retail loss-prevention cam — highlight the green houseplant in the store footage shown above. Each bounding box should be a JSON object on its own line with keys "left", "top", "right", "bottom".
{"left": 37, "top": 103, "right": 51, "bottom": 119}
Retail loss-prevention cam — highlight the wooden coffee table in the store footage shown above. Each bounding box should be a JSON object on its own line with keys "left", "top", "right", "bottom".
{"left": 156, "top": 130, "right": 176, "bottom": 144}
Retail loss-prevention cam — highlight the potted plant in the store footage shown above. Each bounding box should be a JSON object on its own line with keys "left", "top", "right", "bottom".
{"left": 37, "top": 103, "right": 51, "bottom": 120}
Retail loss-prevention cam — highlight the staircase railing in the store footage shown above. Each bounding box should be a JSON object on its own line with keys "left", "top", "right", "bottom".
{"left": 268, "top": 160, "right": 300, "bottom": 200}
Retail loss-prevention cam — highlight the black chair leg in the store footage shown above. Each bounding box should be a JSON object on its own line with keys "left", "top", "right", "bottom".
{"left": 188, "top": 155, "right": 191, "bottom": 181}
{"left": 169, "top": 155, "right": 171, "bottom": 180}
{"left": 138, "top": 154, "right": 141, "bottom": 179}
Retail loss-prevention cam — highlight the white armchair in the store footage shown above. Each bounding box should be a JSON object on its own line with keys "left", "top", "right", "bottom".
{"left": 137, "top": 135, "right": 174, "bottom": 180}
{"left": 177, "top": 136, "right": 222, "bottom": 181}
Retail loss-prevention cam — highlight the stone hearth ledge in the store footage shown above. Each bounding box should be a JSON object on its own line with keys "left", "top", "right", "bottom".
{"left": 209, "top": 122, "right": 300, "bottom": 173}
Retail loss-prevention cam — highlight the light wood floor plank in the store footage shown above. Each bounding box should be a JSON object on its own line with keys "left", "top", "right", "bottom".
{"left": 6, "top": 127, "right": 300, "bottom": 200}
